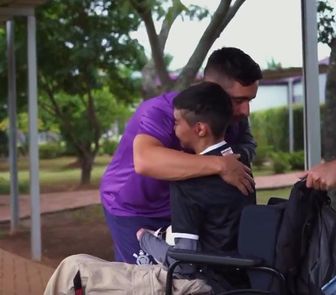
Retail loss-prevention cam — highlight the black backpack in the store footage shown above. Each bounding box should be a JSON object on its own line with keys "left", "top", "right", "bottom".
{"left": 297, "top": 198, "right": 336, "bottom": 295}
{"left": 275, "top": 180, "right": 336, "bottom": 295}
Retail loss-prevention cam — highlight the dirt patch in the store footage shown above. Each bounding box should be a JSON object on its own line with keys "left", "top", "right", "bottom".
{"left": 0, "top": 205, "right": 114, "bottom": 268}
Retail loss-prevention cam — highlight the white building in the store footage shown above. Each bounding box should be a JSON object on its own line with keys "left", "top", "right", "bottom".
{"left": 251, "top": 58, "right": 329, "bottom": 112}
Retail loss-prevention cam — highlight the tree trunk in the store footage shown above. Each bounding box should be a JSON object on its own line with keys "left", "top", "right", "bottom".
{"left": 141, "top": 61, "right": 162, "bottom": 99}
{"left": 79, "top": 153, "right": 94, "bottom": 185}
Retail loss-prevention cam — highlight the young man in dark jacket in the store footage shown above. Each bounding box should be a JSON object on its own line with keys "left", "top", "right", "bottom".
{"left": 137, "top": 82, "right": 255, "bottom": 291}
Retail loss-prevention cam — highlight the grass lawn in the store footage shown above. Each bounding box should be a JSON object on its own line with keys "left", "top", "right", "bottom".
{"left": 0, "top": 155, "right": 292, "bottom": 199}
{"left": 0, "top": 155, "right": 112, "bottom": 194}
{"left": 253, "top": 166, "right": 281, "bottom": 177}
{"left": 256, "top": 187, "right": 291, "bottom": 205}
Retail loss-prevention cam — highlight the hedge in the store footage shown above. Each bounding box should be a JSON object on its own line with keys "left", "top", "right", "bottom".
{"left": 250, "top": 104, "right": 325, "bottom": 153}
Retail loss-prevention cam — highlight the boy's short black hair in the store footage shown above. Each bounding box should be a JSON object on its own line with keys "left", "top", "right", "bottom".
{"left": 173, "top": 82, "right": 233, "bottom": 138}
{"left": 204, "top": 47, "right": 262, "bottom": 86}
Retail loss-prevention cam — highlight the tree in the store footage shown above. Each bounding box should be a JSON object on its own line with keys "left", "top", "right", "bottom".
{"left": 0, "top": 27, "right": 27, "bottom": 157}
{"left": 1, "top": 0, "right": 248, "bottom": 183}
{"left": 318, "top": 0, "right": 336, "bottom": 208}
{"left": 317, "top": 0, "right": 336, "bottom": 161}
{"left": 128, "top": 0, "right": 247, "bottom": 97}
{"left": 266, "top": 58, "right": 282, "bottom": 70}
{"left": 0, "top": 0, "right": 147, "bottom": 184}
{"left": 0, "top": 28, "right": 7, "bottom": 157}
{"left": 35, "top": 0, "right": 146, "bottom": 184}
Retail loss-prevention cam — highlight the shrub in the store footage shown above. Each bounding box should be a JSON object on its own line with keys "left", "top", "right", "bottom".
{"left": 288, "top": 150, "right": 305, "bottom": 170}
{"left": 0, "top": 132, "right": 8, "bottom": 157}
{"left": 250, "top": 107, "right": 289, "bottom": 152}
{"left": 39, "top": 143, "right": 64, "bottom": 159}
{"left": 0, "top": 177, "right": 8, "bottom": 194}
{"left": 250, "top": 104, "right": 325, "bottom": 153}
{"left": 101, "top": 140, "right": 119, "bottom": 155}
{"left": 271, "top": 152, "right": 291, "bottom": 174}
{"left": 253, "top": 145, "right": 273, "bottom": 168}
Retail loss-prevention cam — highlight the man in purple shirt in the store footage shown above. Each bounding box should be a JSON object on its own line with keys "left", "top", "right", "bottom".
{"left": 100, "top": 47, "right": 262, "bottom": 264}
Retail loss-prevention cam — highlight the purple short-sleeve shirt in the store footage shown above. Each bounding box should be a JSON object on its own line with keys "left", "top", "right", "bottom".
{"left": 100, "top": 92, "right": 180, "bottom": 217}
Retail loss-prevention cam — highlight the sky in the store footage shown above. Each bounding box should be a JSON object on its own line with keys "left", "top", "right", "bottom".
{"left": 133, "top": 0, "right": 332, "bottom": 70}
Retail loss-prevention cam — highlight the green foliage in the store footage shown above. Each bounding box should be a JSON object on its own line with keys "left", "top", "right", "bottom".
{"left": 0, "top": 113, "right": 42, "bottom": 133}
{"left": 268, "top": 150, "right": 304, "bottom": 173}
{"left": 271, "top": 152, "right": 291, "bottom": 174}
{"left": 0, "top": 22, "right": 29, "bottom": 119}
{"left": 288, "top": 150, "right": 305, "bottom": 170}
{"left": 0, "top": 131, "right": 8, "bottom": 157}
{"left": 63, "top": 142, "right": 77, "bottom": 156}
{"left": 0, "top": 0, "right": 147, "bottom": 184}
{"left": 257, "top": 187, "right": 291, "bottom": 205}
{"left": 266, "top": 58, "right": 282, "bottom": 70}
{"left": 35, "top": 0, "right": 146, "bottom": 183}
{"left": 319, "top": 1, "right": 336, "bottom": 161}
{"left": 129, "top": 0, "right": 241, "bottom": 96}
{"left": 0, "top": 28, "right": 6, "bottom": 123}
{"left": 318, "top": 0, "right": 335, "bottom": 46}
{"left": 40, "top": 88, "right": 130, "bottom": 154}
{"left": 251, "top": 104, "right": 326, "bottom": 153}
{"left": 39, "top": 143, "right": 65, "bottom": 159}
{"left": 126, "top": 0, "right": 209, "bottom": 23}
{"left": 36, "top": 0, "right": 146, "bottom": 100}
{"left": 0, "top": 155, "right": 110, "bottom": 194}
{"left": 251, "top": 106, "right": 291, "bottom": 152}
{"left": 94, "top": 89, "right": 135, "bottom": 134}
{"left": 252, "top": 145, "right": 273, "bottom": 168}
{"left": 101, "top": 140, "right": 120, "bottom": 155}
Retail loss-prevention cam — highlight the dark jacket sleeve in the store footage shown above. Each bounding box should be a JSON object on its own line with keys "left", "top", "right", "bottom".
{"left": 229, "top": 118, "right": 256, "bottom": 164}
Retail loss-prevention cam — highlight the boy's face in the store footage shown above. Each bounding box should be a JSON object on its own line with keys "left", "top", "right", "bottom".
{"left": 173, "top": 109, "right": 197, "bottom": 150}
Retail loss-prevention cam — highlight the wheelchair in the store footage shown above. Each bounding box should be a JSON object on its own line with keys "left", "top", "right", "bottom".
{"left": 165, "top": 181, "right": 336, "bottom": 295}
{"left": 165, "top": 197, "right": 288, "bottom": 295}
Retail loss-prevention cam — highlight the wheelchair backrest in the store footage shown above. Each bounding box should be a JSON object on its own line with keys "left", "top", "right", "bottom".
{"left": 238, "top": 204, "right": 285, "bottom": 291}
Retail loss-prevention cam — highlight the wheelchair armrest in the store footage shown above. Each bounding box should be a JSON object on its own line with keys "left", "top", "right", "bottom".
{"left": 165, "top": 249, "right": 286, "bottom": 295}
{"left": 165, "top": 249, "right": 269, "bottom": 295}
{"left": 167, "top": 248, "right": 263, "bottom": 267}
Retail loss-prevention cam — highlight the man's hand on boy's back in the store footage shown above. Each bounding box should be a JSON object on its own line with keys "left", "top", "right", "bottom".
{"left": 218, "top": 153, "right": 254, "bottom": 196}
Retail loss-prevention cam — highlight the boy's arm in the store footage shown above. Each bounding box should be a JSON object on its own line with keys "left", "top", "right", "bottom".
{"left": 133, "top": 134, "right": 254, "bottom": 195}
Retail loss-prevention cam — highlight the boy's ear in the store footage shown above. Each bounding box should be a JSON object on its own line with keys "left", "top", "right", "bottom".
{"left": 195, "top": 122, "right": 208, "bottom": 137}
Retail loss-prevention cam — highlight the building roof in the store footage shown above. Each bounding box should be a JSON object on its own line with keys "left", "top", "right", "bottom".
{"left": 0, "top": 0, "right": 45, "bottom": 6}
{"left": 261, "top": 58, "right": 329, "bottom": 85}
{"left": 0, "top": 0, "right": 46, "bottom": 24}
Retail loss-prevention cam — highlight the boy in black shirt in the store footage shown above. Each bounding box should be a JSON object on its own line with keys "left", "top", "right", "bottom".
{"left": 136, "top": 82, "right": 255, "bottom": 290}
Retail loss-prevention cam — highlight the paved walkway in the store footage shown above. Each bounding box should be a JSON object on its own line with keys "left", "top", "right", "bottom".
{"left": 0, "top": 171, "right": 303, "bottom": 223}
{"left": 254, "top": 170, "right": 303, "bottom": 190}
{"left": 0, "top": 170, "right": 303, "bottom": 294}
{"left": 0, "top": 190, "right": 100, "bottom": 223}
{"left": 0, "top": 248, "right": 54, "bottom": 295}
{"left": 0, "top": 191, "right": 101, "bottom": 294}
